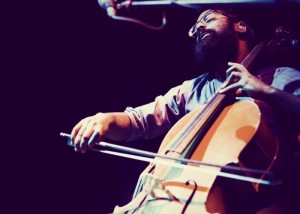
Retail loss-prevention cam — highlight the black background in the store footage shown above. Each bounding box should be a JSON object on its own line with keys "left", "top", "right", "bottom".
{"left": 1, "top": 1, "right": 300, "bottom": 213}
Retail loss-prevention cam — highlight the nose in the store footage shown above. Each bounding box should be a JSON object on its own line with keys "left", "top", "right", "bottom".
{"left": 189, "top": 20, "right": 206, "bottom": 38}
{"left": 196, "top": 20, "right": 207, "bottom": 29}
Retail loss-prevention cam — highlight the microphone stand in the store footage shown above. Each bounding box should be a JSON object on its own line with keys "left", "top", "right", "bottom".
{"left": 100, "top": 0, "right": 276, "bottom": 30}
{"left": 118, "top": 0, "right": 276, "bottom": 9}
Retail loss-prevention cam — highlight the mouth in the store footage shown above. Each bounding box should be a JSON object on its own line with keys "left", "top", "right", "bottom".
{"left": 197, "top": 32, "right": 210, "bottom": 42}
{"left": 201, "top": 33, "right": 210, "bottom": 39}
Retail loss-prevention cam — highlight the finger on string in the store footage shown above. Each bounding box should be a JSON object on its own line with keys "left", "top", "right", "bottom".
{"left": 236, "top": 64, "right": 248, "bottom": 74}
{"left": 226, "top": 64, "right": 237, "bottom": 78}
{"left": 229, "top": 62, "right": 249, "bottom": 74}
{"left": 228, "top": 62, "right": 236, "bottom": 66}
{"left": 223, "top": 71, "right": 241, "bottom": 89}
{"left": 222, "top": 72, "right": 235, "bottom": 89}
{"left": 219, "top": 82, "right": 241, "bottom": 94}
{"left": 231, "top": 71, "right": 242, "bottom": 80}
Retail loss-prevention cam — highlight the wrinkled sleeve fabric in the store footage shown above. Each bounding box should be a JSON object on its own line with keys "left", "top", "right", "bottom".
{"left": 124, "top": 80, "right": 193, "bottom": 141}
{"left": 124, "top": 73, "right": 223, "bottom": 141}
{"left": 272, "top": 67, "right": 300, "bottom": 96}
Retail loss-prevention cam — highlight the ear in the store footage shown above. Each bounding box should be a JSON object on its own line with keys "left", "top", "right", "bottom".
{"left": 235, "top": 21, "right": 247, "bottom": 33}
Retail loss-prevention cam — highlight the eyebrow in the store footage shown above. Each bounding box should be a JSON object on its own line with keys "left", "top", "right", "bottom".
{"left": 198, "top": 10, "right": 228, "bottom": 23}
{"left": 198, "top": 10, "right": 215, "bottom": 22}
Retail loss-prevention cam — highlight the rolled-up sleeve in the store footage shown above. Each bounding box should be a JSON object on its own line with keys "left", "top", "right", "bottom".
{"left": 124, "top": 81, "right": 192, "bottom": 141}
{"left": 273, "top": 67, "right": 300, "bottom": 96}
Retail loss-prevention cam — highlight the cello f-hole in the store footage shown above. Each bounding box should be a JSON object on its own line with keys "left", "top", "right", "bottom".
{"left": 182, "top": 180, "right": 198, "bottom": 214}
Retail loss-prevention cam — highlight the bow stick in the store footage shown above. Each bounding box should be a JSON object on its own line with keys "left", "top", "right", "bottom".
{"left": 60, "top": 132, "right": 281, "bottom": 185}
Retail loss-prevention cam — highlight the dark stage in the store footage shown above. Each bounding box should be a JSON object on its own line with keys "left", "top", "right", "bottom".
{"left": 1, "top": 1, "right": 300, "bottom": 213}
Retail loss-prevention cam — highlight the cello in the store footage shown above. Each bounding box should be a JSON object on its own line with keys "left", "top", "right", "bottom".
{"left": 110, "top": 41, "right": 280, "bottom": 213}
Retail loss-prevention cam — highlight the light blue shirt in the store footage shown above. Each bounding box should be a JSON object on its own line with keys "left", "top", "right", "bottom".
{"left": 125, "top": 67, "right": 300, "bottom": 141}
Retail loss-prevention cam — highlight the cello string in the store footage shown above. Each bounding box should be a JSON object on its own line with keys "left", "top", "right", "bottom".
{"left": 60, "top": 132, "right": 273, "bottom": 175}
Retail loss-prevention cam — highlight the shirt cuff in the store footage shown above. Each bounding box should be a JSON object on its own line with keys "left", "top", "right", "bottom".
{"left": 124, "top": 107, "right": 144, "bottom": 141}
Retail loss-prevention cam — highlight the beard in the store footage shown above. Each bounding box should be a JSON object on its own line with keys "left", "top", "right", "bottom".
{"left": 194, "top": 23, "right": 238, "bottom": 73}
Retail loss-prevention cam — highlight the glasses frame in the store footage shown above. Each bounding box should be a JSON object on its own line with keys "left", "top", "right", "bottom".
{"left": 188, "top": 10, "right": 236, "bottom": 38}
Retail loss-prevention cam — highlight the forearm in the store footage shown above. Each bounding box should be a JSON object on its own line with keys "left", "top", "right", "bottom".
{"left": 263, "top": 85, "right": 300, "bottom": 118}
{"left": 104, "top": 112, "right": 132, "bottom": 141}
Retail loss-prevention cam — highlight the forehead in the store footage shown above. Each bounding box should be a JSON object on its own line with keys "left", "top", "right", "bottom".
{"left": 197, "top": 9, "right": 226, "bottom": 21}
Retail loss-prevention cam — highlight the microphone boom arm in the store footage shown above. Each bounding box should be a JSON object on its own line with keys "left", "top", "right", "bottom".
{"left": 99, "top": 0, "right": 276, "bottom": 30}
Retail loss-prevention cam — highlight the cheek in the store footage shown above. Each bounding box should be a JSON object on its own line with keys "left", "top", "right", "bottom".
{"left": 208, "top": 20, "right": 230, "bottom": 33}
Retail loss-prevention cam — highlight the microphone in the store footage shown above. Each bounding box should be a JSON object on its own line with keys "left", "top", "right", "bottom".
{"left": 98, "top": 0, "right": 117, "bottom": 17}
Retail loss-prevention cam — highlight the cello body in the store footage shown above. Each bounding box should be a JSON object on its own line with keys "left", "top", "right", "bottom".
{"left": 113, "top": 99, "right": 279, "bottom": 213}
{"left": 111, "top": 38, "right": 286, "bottom": 213}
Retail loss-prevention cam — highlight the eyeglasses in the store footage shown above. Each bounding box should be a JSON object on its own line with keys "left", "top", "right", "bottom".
{"left": 188, "top": 10, "right": 232, "bottom": 38}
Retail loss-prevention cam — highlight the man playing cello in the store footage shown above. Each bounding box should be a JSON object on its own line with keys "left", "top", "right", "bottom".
{"left": 67, "top": 8, "right": 300, "bottom": 213}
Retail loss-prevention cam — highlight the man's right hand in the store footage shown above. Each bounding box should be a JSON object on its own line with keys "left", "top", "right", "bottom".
{"left": 70, "top": 112, "right": 131, "bottom": 153}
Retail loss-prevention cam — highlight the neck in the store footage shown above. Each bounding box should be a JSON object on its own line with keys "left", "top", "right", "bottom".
{"left": 205, "top": 40, "right": 250, "bottom": 80}
{"left": 213, "top": 40, "right": 250, "bottom": 80}
{"left": 236, "top": 40, "right": 250, "bottom": 63}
